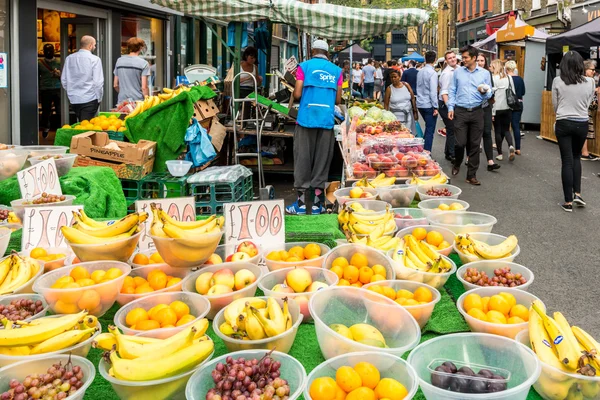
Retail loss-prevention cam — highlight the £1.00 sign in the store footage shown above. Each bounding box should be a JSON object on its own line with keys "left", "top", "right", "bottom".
{"left": 224, "top": 200, "right": 285, "bottom": 247}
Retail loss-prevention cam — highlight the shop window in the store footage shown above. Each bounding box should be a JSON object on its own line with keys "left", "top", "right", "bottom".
{"left": 532, "top": 0, "right": 540, "bottom": 8}
{"left": 206, "top": 25, "right": 213, "bottom": 68}
{"left": 476, "top": 0, "right": 480, "bottom": 14}
{"left": 483, "top": 0, "right": 488, "bottom": 11}
{"left": 468, "top": 0, "right": 473, "bottom": 17}
{"left": 0, "top": 0, "right": 9, "bottom": 144}
{"left": 462, "top": 0, "right": 466, "bottom": 18}
{"left": 194, "top": 20, "right": 201, "bottom": 64}
{"left": 121, "top": 16, "right": 165, "bottom": 91}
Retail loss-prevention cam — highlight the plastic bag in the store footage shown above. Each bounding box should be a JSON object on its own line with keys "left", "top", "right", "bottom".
{"left": 415, "top": 121, "right": 424, "bottom": 138}
{"left": 185, "top": 118, "right": 217, "bottom": 167}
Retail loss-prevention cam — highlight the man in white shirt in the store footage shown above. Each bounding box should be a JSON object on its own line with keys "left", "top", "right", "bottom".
{"left": 61, "top": 35, "right": 104, "bottom": 122}
{"left": 438, "top": 50, "right": 459, "bottom": 162}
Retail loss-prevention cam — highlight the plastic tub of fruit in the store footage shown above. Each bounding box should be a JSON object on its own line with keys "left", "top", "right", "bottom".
{"left": 26, "top": 246, "right": 70, "bottom": 272}
{"left": 202, "top": 242, "right": 262, "bottom": 266}
{"left": 116, "top": 263, "right": 190, "bottom": 306}
{"left": 367, "top": 153, "right": 399, "bottom": 169}
{"left": 408, "top": 332, "right": 541, "bottom": 400}
{"left": 392, "top": 208, "right": 429, "bottom": 230}
{"left": 10, "top": 195, "right": 76, "bottom": 221}
{"left": 418, "top": 199, "right": 471, "bottom": 218}
{"left": 377, "top": 184, "right": 417, "bottom": 208}
{"left": 258, "top": 267, "right": 339, "bottom": 323}
{"left": 0, "top": 254, "right": 45, "bottom": 296}
{"left": 0, "top": 226, "right": 10, "bottom": 258}
{"left": 0, "top": 354, "right": 96, "bottom": 400}
{"left": 185, "top": 349, "right": 307, "bottom": 400}
{"left": 416, "top": 184, "right": 462, "bottom": 201}
{"left": 395, "top": 224, "right": 455, "bottom": 256}
{"left": 149, "top": 228, "right": 223, "bottom": 268}
{"left": 457, "top": 287, "right": 543, "bottom": 339}
{"left": 263, "top": 242, "right": 331, "bottom": 272}
{"left": 386, "top": 249, "right": 457, "bottom": 290}
{"left": 345, "top": 199, "right": 390, "bottom": 215}
{"left": 322, "top": 244, "right": 396, "bottom": 282}
{"left": 0, "top": 293, "right": 49, "bottom": 323}
{"left": 99, "top": 338, "right": 214, "bottom": 400}
{"left": 181, "top": 262, "right": 264, "bottom": 319}
{"left": 453, "top": 233, "right": 521, "bottom": 264}
{"left": 457, "top": 261, "right": 534, "bottom": 292}
{"left": 114, "top": 291, "right": 211, "bottom": 338}
{"left": 32, "top": 261, "right": 131, "bottom": 317}
{"left": 363, "top": 280, "right": 441, "bottom": 329}
{"left": 428, "top": 211, "right": 498, "bottom": 234}
{"left": 21, "top": 145, "right": 69, "bottom": 158}
{"left": 0, "top": 150, "right": 29, "bottom": 181}
{"left": 0, "top": 316, "right": 101, "bottom": 368}
{"left": 333, "top": 187, "right": 378, "bottom": 206}
{"left": 129, "top": 248, "right": 166, "bottom": 268}
{"left": 66, "top": 230, "right": 141, "bottom": 263}
{"left": 310, "top": 287, "right": 420, "bottom": 359}
{"left": 303, "top": 351, "right": 419, "bottom": 400}
{"left": 212, "top": 296, "right": 302, "bottom": 353}
{"left": 28, "top": 154, "right": 77, "bottom": 177}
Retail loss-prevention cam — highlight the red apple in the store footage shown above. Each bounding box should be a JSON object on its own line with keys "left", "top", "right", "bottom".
{"left": 211, "top": 269, "right": 235, "bottom": 289}
{"left": 195, "top": 272, "right": 214, "bottom": 295}
{"left": 236, "top": 241, "right": 259, "bottom": 258}
{"left": 307, "top": 281, "right": 329, "bottom": 292}
{"left": 204, "top": 253, "right": 223, "bottom": 265}
{"left": 295, "top": 295, "right": 310, "bottom": 317}
{"left": 226, "top": 252, "right": 252, "bottom": 262}
{"left": 359, "top": 192, "right": 372, "bottom": 198}
{"left": 207, "top": 284, "right": 234, "bottom": 295}
{"left": 234, "top": 268, "right": 257, "bottom": 290}
{"left": 272, "top": 283, "right": 295, "bottom": 293}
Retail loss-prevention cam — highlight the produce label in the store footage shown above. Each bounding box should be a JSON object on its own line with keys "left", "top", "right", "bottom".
{"left": 17, "top": 158, "right": 62, "bottom": 200}
{"left": 135, "top": 197, "right": 196, "bottom": 251}
{"left": 224, "top": 200, "right": 285, "bottom": 247}
{"left": 21, "top": 205, "right": 83, "bottom": 251}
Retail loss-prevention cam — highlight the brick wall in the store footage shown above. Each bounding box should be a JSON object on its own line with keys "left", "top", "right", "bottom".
{"left": 458, "top": 0, "right": 494, "bottom": 21}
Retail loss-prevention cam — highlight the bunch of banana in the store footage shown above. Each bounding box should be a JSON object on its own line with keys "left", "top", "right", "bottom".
{"left": 149, "top": 203, "right": 224, "bottom": 246}
{"left": 61, "top": 211, "right": 147, "bottom": 245}
{"left": 0, "top": 252, "right": 41, "bottom": 295}
{"left": 219, "top": 297, "right": 292, "bottom": 340}
{"left": 0, "top": 311, "right": 97, "bottom": 356}
{"left": 409, "top": 173, "right": 448, "bottom": 185}
{"left": 454, "top": 233, "right": 518, "bottom": 260}
{"left": 355, "top": 174, "right": 396, "bottom": 188}
{"left": 390, "top": 235, "right": 452, "bottom": 274}
{"left": 346, "top": 222, "right": 400, "bottom": 252}
{"left": 338, "top": 202, "right": 396, "bottom": 237}
{"left": 125, "top": 86, "right": 192, "bottom": 120}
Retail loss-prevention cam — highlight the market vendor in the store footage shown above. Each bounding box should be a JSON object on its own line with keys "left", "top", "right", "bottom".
{"left": 286, "top": 39, "right": 342, "bottom": 215}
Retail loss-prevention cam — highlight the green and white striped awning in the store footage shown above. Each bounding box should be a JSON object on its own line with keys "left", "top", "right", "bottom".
{"left": 151, "top": 0, "right": 429, "bottom": 40}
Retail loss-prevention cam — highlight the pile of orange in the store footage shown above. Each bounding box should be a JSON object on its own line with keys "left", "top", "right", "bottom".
{"left": 125, "top": 301, "right": 195, "bottom": 330}
{"left": 328, "top": 253, "right": 387, "bottom": 288}
{"left": 367, "top": 285, "right": 433, "bottom": 305}
{"left": 265, "top": 243, "right": 322, "bottom": 263}
{"left": 463, "top": 292, "right": 529, "bottom": 324}
{"left": 65, "top": 114, "right": 127, "bottom": 132}
{"left": 309, "top": 361, "right": 408, "bottom": 400}
{"left": 409, "top": 227, "right": 450, "bottom": 250}
{"left": 120, "top": 269, "right": 182, "bottom": 295}
{"left": 131, "top": 252, "right": 165, "bottom": 266}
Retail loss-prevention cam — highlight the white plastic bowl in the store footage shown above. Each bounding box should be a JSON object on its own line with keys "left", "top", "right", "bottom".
{"left": 345, "top": 199, "right": 390, "bottom": 216}
{"left": 66, "top": 230, "right": 142, "bottom": 263}
{"left": 303, "top": 351, "right": 419, "bottom": 400}
{"left": 0, "top": 355, "right": 95, "bottom": 399}
{"left": 166, "top": 160, "right": 193, "bottom": 177}
{"left": 149, "top": 229, "right": 223, "bottom": 268}
{"left": 28, "top": 154, "right": 77, "bottom": 177}
{"left": 453, "top": 232, "right": 521, "bottom": 264}
{"left": 392, "top": 207, "right": 429, "bottom": 230}
{"left": 395, "top": 224, "right": 455, "bottom": 256}
{"left": 428, "top": 211, "right": 498, "bottom": 234}
{"left": 26, "top": 246, "right": 70, "bottom": 272}
{"left": 322, "top": 244, "right": 396, "bottom": 281}
{"left": 258, "top": 267, "right": 339, "bottom": 323}
{"left": 377, "top": 184, "right": 418, "bottom": 208}
{"left": 0, "top": 293, "right": 49, "bottom": 322}
{"left": 116, "top": 263, "right": 190, "bottom": 306}
{"left": 416, "top": 184, "right": 462, "bottom": 201}
{"left": 0, "top": 226, "right": 10, "bottom": 258}
{"left": 457, "top": 287, "right": 544, "bottom": 339}
{"left": 0, "top": 255, "right": 44, "bottom": 295}
{"left": 418, "top": 198, "right": 471, "bottom": 218}
{"left": 457, "top": 261, "right": 534, "bottom": 292}
{"left": 11, "top": 195, "right": 76, "bottom": 221}
{"left": 0, "top": 150, "right": 29, "bottom": 181}
{"left": 181, "top": 262, "right": 264, "bottom": 319}
{"left": 333, "top": 187, "right": 378, "bottom": 206}
{"left": 387, "top": 249, "right": 457, "bottom": 290}
{"left": 309, "top": 287, "right": 421, "bottom": 360}
{"left": 408, "top": 333, "right": 541, "bottom": 400}
{"left": 114, "top": 291, "right": 211, "bottom": 338}
{"left": 21, "top": 145, "right": 69, "bottom": 157}
{"left": 212, "top": 296, "right": 302, "bottom": 353}
{"left": 185, "top": 350, "right": 307, "bottom": 400}
{"left": 263, "top": 242, "right": 331, "bottom": 272}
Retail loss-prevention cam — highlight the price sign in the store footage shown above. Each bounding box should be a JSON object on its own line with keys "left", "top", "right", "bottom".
{"left": 17, "top": 158, "right": 62, "bottom": 200}
{"left": 21, "top": 205, "right": 83, "bottom": 251}
{"left": 224, "top": 200, "right": 285, "bottom": 247}
{"left": 135, "top": 197, "right": 196, "bottom": 251}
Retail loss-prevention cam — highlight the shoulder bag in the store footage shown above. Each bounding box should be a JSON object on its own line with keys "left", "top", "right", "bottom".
{"left": 506, "top": 76, "right": 521, "bottom": 110}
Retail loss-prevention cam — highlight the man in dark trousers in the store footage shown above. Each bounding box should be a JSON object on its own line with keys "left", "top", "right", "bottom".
{"left": 438, "top": 50, "right": 459, "bottom": 162}
{"left": 401, "top": 60, "right": 418, "bottom": 94}
{"left": 448, "top": 46, "right": 493, "bottom": 186}
{"left": 286, "top": 39, "right": 342, "bottom": 215}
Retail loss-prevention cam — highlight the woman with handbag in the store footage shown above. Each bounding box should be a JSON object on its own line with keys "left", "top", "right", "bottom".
{"left": 505, "top": 61, "right": 525, "bottom": 155}
{"left": 491, "top": 59, "right": 516, "bottom": 161}
{"left": 477, "top": 54, "right": 501, "bottom": 171}
{"left": 581, "top": 60, "right": 599, "bottom": 160}
{"left": 384, "top": 69, "right": 418, "bottom": 135}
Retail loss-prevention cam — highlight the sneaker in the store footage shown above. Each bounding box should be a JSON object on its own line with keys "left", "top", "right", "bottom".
{"left": 560, "top": 203, "right": 573, "bottom": 212}
{"left": 487, "top": 163, "right": 501, "bottom": 171}
{"left": 520, "top": 132, "right": 525, "bottom": 137}
{"left": 581, "top": 154, "right": 599, "bottom": 161}
{"left": 573, "top": 195, "right": 586, "bottom": 206}
{"left": 496, "top": 154, "right": 503, "bottom": 161}
{"left": 311, "top": 204, "right": 326, "bottom": 215}
{"left": 509, "top": 146, "right": 515, "bottom": 161}
{"left": 437, "top": 129, "right": 446, "bottom": 137}
{"left": 286, "top": 201, "right": 306, "bottom": 215}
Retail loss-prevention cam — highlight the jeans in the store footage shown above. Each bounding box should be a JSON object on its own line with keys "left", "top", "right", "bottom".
{"left": 511, "top": 109, "right": 523, "bottom": 150}
{"left": 438, "top": 100, "right": 454, "bottom": 158}
{"left": 352, "top": 83, "right": 363, "bottom": 98}
{"left": 494, "top": 109, "right": 513, "bottom": 154}
{"left": 40, "top": 89, "right": 61, "bottom": 130}
{"left": 418, "top": 107, "right": 438, "bottom": 152}
{"left": 555, "top": 119, "right": 588, "bottom": 203}
{"left": 482, "top": 106, "right": 494, "bottom": 162}
{"left": 453, "top": 107, "right": 484, "bottom": 179}
{"left": 71, "top": 99, "right": 99, "bottom": 122}
{"left": 363, "top": 82, "right": 374, "bottom": 99}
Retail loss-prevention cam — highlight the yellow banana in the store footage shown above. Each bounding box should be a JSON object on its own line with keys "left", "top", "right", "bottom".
{"left": 405, "top": 248, "right": 431, "bottom": 271}
{"left": 224, "top": 298, "right": 267, "bottom": 329}
{"left": 572, "top": 326, "right": 600, "bottom": 374}
{"left": 151, "top": 96, "right": 161, "bottom": 107}
{"left": 283, "top": 298, "right": 293, "bottom": 330}
{"left": 0, "top": 254, "right": 13, "bottom": 285}
{"left": 405, "top": 235, "right": 434, "bottom": 264}
{"left": 266, "top": 297, "right": 286, "bottom": 334}
{"left": 7, "top": 212, "right": 21, "bottom": 224}
{"left": 532, "top": 301, "right": 580, "bottom": 370}
{"left": 150, "top": 207, "right": 168, "bottom": 238}
{"left": 110, "top": 324, "right": 196, "bottom": 360}
{"left": 0, "top": 255, "right": 31, "bottom": 294}
{"left": 77, "top": 210, "right": 110, "bottom": 228}
{"left": 219, "top": 322, "right": 236, "bottom": 337}
{"left": 30, "top": 327, "right": 97, "bottom": 355}
{"left": 0, "top": 311, "right": 86, "bottom": 347}
{"left": 158, "top": 92, "right": 174, "bottom": 100}
{"left": 157, "top": 209, "right": 216, "bottom": 230}
{"left": 74, "top": 213, "right": 140, "bottom": 237}
{"left": 244, "top": 303, "right": 266, "bottom": 340}
{"left": 61, "top": 225, "right": 137, "bottom": 245}
{"left": 376, "top": 237, "right": 400, "bottom": 252}
{"left": 162, "top": 87, "right": 173, "bottom": 94}
{"left": 124, "top": 101, "right": 143, "bottom": 120}
{"left": 0, "top": 346, "right": 32, "bottom": 356}
{"left": 368, "top": 223, "right": 386, "bottom": 241}
{"left": 251, "top": 306, "right": 285, "bottom": 337}
{"left": 349, "top": 212, "right": 387, "bottom": 224}
{"left": 528, "top": 305, "right": 572, "bottom": 376}
{"left": 162, "top": 218, "right": 218, "bottom": 237}
{"left": 471, "top": 235, "right": 518, "bottom": 259}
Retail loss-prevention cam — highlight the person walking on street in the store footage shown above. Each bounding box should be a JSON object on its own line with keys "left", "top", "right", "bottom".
{"left": 552, "top": 51, "right": 596, "bottom": 212}
{"left": 505, "top": 61, "right": 526, "bottom": 156}
{"left": 491, "top": 59, "right": 516, "bottom": 162}
{"left": 448, "top": 46, "right": 493, "bottom": 186}
{"left": 438, "top": 51, "right": 458, "bottom": 162}
{"left": 374, "top": 61, "right": 384, "bottom": 100}
{"left": 352, "top": 63, "right": 363, "bottom": 97}
{"left": 384, "top": 69, "right": 418, "bottom": 134}
{"left": 401, "top": 60, "right": 418, "bottom": 96}
{"left": 581, "top": 59, "right": 599, "bottom": 160}
{"left": 476, "top": 54, "right": 501, "bottom": 171}
{"left": 286, "top": 39, "right": 342, "bottom": 215}
{"left": 362, "top": 59, "right": 376, "bottom": 99}
{"left": 416, "top": 51, "right": 439, "bottom": 152}
{"left": 38, "top": 44, "right": 61, "bottom": 138}
{"left": 61, "top": 35, "right": 103, "bottom": 122}
{"left": 113, "top": 37, "right": 150, "bottom": 104}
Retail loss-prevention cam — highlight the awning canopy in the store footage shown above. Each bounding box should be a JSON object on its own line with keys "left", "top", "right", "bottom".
{"left": 473, "top": 16, "right": 548, "bottom": 49}
{"left": 337, "top": 44, "right": 371, "bottom": 62}
{"left": 402, "top": 52, "right": 425, "bottom": 62}
{"left": 546, "top": 17, "right": 600, "bottom": 54}
{"left": 151, "top": 0, "right": 429, "bottom": 40}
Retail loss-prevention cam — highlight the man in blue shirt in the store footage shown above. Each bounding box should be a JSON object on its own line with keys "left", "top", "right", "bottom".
{"left": 448, "top": 46, "right": 493, "bottom": 185}
{"left": 416, "top": 51, "right": 439, "bottom": 152}
{"left": 362, "top": 59, "right": 376, "bottom": 99}
{"left": 401, "top": 60, "right": 418, "bottom": 93}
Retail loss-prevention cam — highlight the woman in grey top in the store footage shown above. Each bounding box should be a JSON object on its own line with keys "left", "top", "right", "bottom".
{"left": 552, "top": 51, "right": 596, "bottom": 212}
{"left": 113, "top": 37, "right": 150, "bottom": 104}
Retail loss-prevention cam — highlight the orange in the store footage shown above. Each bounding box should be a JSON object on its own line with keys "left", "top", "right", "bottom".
{"left": 481, "top": 296, "right": 490, "bottom": 313}
{"left": 169, "top": 300, "right": 190, "bottom": 319}
{"left": 148, "top": 304, "right": 169, "bottom": 319}
{"left": 176, "top": 314, "right": 196, "bottom": 326}
{"left": 81, "top": 120, "right": 90, "bottom": 125}
{"left": 126, "top": 307, "right": 149, "bottom": 327}
{"left": 52, "top": 276, "right": 74, "bottom": 289}
{"left": 148, "top": 271, "right": 168, "bottom": 290}
{"left": 438, "top": 241, "right": 451, "bottom": 250}
{"left": 367, "top": 285, "right": 383, "bottom": 295}
{"left": 510, "top": 304, "right": 529, "bottom": 322}
{"left": 330, "top": 265, "right": 344, "bottom": 279}
{"left": 286, "top": 257, "right": 300, "bottom": 263}
{"left": 507, "top": 316, "right": 525, "bottom": 324}
{"left": 343, "top": 265, "right": 359, "bottom": 284}
{"left": 58, "top": 283, "right": 82, "bottom": 303}
{"left": 135, "top": 319, "right": 161, "bottom": 331}
{"left": 414, "top": 287, "right": 433, "bottom": 303}
{"left": 149, "top": 252, "right": 164, "bottom": 264}
{"left": 353, "top": 361, "right": 380, "bottom": 389}
{"left": 335, "top": 365, "right": 362, "bottom": 393}
{"left": 53, "top": 300, "right": 80, "bottom": 314}
{"left": 30, "top": 247, "right": 48, "bottom": 259}
{"left": 76, "top": 278, "right": 96, "bottom": 287}
{"left": 70, "top": 266, "right": 90, "bottom": 281}
{"left": 382, "top": 286, "right": 397, "bottom": 300}
{"left": 121, "top": 286, "right": 135, "bottom": 294}
{"left": 123, "top": 276, "right": 135, "bottom": 288}
{"left": 358, "top": 267, "right": 374, "bottom": 284}
{"left": 309, "top": 377, "right": 338, "bottom": 400}
{"left": 395, "top": 297, "right": 407, "bottom": 305}
{"left": 133, "top": 276, "right": 148, "bottom": 287}
{"left": 77, "top": 290, "right": 101, "bottom": 311}
{"left": 333, "top": 384, "right": 347, "bottom": 400}
{"left": 468, "top": 308, "right": 488, "bottom": 321}
{"left": 463, "top": 293, "right": 483, "bottom": 312}
{"left": 132, "top": 253, "right": 150, "bottom": 265}
{"left": 404, "top": 299, "right": 419, "bottom": 306}
{"left": 266, "top": 251, "right": 281, "bottom": 261}
{"left": 346, "top": 387, "right": 376, "bottom": 400}
{"left": 288, "top": 246, "right": 306, "bottom": 261}
{"left": 90, "top": 270, "right": 106, "bottom": 283}
{"left": 338, "top": 279, "right": 350, "bottom": 286}
{"left": 425, "top": 231, "right": 444, "bottom": 247}
{"left": 278, "top": 250, "right": 289, "bottom": 261}
{"left": 166, "top": 277, "right": 182, "bottom": 287}
{"left": 396, "top": 289, "right": 414, "bottom": 299}
{"left": 489, "top": 295, "right": 511, "bottom": 316}
{"left": 332, "top": 257, "right": 349, "bottom": 269}
{"left": 154, "top": 307, "right": 178, "bottom": 327}
{"left": 374, "top": 378, "right": 408, "bottom": 400}
{"left": 304, "top": 243, "right": 322, "bottom": 259}
{"left": 134, "top": 284, "right": 154, "bottom": 294}
{"left": 370, "top": 274, "right": 385, "bottom": 283}
{"left": 411, "top": 228, "right": 428, "bottom": 241}
{"left": 349, "top": 253, "right": 368, "bottom": 268}
{"left": 498, "top": 292, "right": 517, "bottom": 309}
{"left": 104, "top": 268, "right": 123, "bottom": 281}
{"left": 371, "top": 264, "right": 386, "bottom": 278}
{"left": 350, "top": 282, "right": 363, "bottom": 288}
{"left": 486, "top": 310, "right": 507, "bottom": 324}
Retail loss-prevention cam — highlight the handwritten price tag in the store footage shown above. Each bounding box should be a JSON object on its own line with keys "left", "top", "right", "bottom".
{"left": 135, "top": 197, "right": 196, "bottom": 251}
{"left": 224, "top": 200, "right": 285, "bottom": 247}
{"left": 21, "top": 205, "right": 83, "bottom": 251}
{"left": 17, "top": 158, "right": 62, "bottom": 200}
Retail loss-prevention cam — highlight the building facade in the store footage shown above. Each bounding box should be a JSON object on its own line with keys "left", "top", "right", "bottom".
{"left": 456, "top": 0, "right": 495, "bottom": 48}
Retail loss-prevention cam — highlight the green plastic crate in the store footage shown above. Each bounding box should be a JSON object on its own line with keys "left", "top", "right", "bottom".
{"left": 120, "top": 178, "right": 142, "bottom": 208}
{"left": 140, "top": 172, "right": 189, "bottom": 200}
{"left": 191, "top": 175, "right": 253, "bottom": 215}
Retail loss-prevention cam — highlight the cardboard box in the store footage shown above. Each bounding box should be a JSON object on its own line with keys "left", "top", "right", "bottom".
{"left": 70, "top": 131, "right": 156, "bottom": 165}
{"left": 74, "top": 155, "right": 154, "bottom": 180}
{"left": 193, "top": 99, "right": 218, "bottom": 121}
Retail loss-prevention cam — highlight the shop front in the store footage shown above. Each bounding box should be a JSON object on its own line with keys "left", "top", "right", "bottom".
{"left": 524, "top": 4, "right": 567, "bottom": 36}
{"left": 570, "top": 1, "right": 600, "bottom": 29}
{"left": 457, "top": 15, "right": 490, "bottom": 48}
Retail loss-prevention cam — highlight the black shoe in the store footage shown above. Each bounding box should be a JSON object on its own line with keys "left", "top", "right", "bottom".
{"left": 560, "top": 203, "right": 573, "bottom": 212}
{"left": 452, "top": 166, "right": 460, "bottom": 176}
{"left": 573, "top": 195, "right": 586, "bottom": 206}
{"left": 581, "top": 154, "right": 599, "bottom": 161}
{"left": 487, "top": 164, "right": 501, "bottom": 171}
{"left": 42, "top": 129, "right": 50, "bottom": 139}
{"left": 445, "top": 155, "right": 455, "bottom": 163}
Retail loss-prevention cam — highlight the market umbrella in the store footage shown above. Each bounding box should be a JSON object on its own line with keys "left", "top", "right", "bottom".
{"left": 473, "top": 16, "right": 548, "bottom": 50}
{"left": 546, "top": 17, "right": 600, "bottom": 54}
{"left": 151, "top": 0, "right": 429, "bottom": 39}
{"left": 337, "top": 44, "right": 371, "bottom": 62}
{"left": 401, "top": 52, "right": 425, "bottom": 62}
